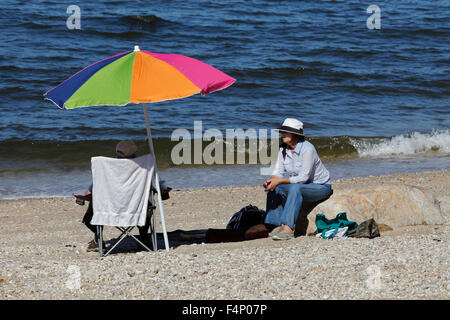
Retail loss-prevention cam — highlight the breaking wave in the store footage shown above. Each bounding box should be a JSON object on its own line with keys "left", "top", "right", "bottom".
{"left": 351, "top": 130, "right": 450, "bottom": 157}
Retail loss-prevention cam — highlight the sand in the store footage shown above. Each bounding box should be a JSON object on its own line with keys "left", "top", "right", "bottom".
{"left": 0, "top": 169, "right": 448, "bottom": 299}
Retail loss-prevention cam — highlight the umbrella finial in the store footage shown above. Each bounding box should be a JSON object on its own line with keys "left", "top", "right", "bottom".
{"left": 134, "top": 45, "right": 140, "bottom": 52}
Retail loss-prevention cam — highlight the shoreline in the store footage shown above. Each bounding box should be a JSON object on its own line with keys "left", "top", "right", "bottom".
{"left": 0, "top": 169, "right": 448, "bottom": 299}
{"left": 2, "top": 146, "right": 449, "bottom": 199}
{"left": 2, "top": 166, "right": 449, "bottom": 201}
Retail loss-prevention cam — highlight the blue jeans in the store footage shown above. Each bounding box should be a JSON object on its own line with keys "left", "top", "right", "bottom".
{"left": 264, "top": 183, "right": 333, "bottom": 230}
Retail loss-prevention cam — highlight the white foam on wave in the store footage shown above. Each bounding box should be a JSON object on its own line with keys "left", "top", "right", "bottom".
{"left": 352, "top": 130, "right": 450, "bottom": 157}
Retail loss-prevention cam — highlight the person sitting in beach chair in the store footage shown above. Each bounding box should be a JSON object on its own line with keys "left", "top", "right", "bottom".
{"left": 263, "top": 118, "right": 333, "bottom": 240}
{"left": 77, "top": 140, "right": 170, "bottom": 252}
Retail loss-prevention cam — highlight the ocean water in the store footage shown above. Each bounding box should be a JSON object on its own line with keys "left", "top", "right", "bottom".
{"left": 0, "top": 0, "right": 449, "bottom": 199}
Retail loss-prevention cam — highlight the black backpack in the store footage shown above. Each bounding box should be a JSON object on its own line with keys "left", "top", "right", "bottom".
{"left": 226, "top": 205, "right": 267, "bottom": 230}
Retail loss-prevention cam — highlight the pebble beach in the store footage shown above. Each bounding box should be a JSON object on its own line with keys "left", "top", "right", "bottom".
{"left": 0, "top": 170, "right": 449, "bottom": 300}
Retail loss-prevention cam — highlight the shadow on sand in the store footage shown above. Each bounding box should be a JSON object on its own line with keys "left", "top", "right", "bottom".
{"left": 103, "top": 229, "right": 208, "bottom": 255}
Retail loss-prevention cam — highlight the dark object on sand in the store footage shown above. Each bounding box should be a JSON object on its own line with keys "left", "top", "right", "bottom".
{"left": 226, "top": 205, "right": 267, "bottom": 230}
{"left": 179, "top": 224, "right": 273, "bottom": 244}
{"left": 347, "top": 218, "right": 380, "bottom": 239}
{"left": 207, "top": 224, "right": 270, "bottom": 243}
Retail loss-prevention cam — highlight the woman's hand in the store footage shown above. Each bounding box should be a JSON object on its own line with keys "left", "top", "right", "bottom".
{"left": 264, "top": 177, "right": 279, "bottom": 191}
{"left": 263, "top": 176, "right": 290, "bottom": 191}
{"left": 263, "top": 179, "right": 271, "bottom": 191}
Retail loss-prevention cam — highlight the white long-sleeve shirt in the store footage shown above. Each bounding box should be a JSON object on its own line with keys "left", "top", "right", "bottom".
{"left": 272, "top": 140, "right": 330, "bottom": 184}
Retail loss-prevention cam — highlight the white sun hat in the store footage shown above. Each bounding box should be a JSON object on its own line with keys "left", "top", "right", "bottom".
{"left": 276, "top": 118, "right": 304, "bottom": 136}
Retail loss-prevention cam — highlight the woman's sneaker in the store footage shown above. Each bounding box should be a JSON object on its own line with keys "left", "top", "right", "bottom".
{"left": 271, "top": 229, "right": 294, "bottom": 240}
{"left": 268, "top": 227, "right": 283, "bottom": 237}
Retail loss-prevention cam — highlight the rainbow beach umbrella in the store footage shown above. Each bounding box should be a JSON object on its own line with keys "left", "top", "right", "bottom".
{"left": 44, "top": 45, "right": 235, "bottom": 109}
{"left": 43, "top": 45, "right": 236, "bottom": 251}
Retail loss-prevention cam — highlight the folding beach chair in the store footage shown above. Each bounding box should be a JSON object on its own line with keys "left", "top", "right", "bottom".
{"left": 90, "top": 153, "right": 168, "bottom": 257}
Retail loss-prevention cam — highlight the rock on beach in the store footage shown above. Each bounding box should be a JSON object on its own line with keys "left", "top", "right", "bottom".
{"left": 311, "top": 184, "right": 445, "bottom": 233}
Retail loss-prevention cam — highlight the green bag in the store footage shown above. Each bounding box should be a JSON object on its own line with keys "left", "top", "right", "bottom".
{"left": 315, "top": 212, "right": 358, "bottom": 239}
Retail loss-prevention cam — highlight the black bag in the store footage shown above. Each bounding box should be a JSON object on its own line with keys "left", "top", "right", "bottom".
{"left": 347, "top": 218, "right": 380, "bottom": 239}
{"left": 226, "top": 205, "right": 267, "bottom": 230}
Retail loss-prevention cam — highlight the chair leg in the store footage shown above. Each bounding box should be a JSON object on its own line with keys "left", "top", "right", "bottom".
{"left": 129, "top": 233, "right": 153, "bottom": 252}
{"left": 151, "top": 208, "right": 157, "bottom": 251}
{"left": 97, "top": 225, "right": 103, "bottom": 257}
{"left": 96, "top": 214, "right": 162, "bottom": 257}
{"left": 103, "top": 227, "right": 130, "bottom": 257}
{"left": 102, "top": 227, "right": 155, "bottom": 256}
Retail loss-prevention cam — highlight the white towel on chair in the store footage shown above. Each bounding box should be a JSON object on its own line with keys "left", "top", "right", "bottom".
{"left": 91, "top": 154, "right": 154, "bottom": 227}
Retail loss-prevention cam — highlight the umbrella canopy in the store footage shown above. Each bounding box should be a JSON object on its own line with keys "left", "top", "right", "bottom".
{"left": 44, "top": 45, "right": 235, "bottom": 109}
{"left": 43, "top": 46, "right": 235, "bottom": 252}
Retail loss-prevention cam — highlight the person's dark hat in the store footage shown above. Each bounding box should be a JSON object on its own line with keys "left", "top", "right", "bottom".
{"left": 116, "top": 140, "right": 138, "bottom": 158}
{"left": 276, "top": 118, "right": 304, "bottom": 136}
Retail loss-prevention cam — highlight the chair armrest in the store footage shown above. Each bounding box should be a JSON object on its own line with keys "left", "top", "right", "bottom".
{"left": 73, "top": 193, "right": 92, "bottom": 205}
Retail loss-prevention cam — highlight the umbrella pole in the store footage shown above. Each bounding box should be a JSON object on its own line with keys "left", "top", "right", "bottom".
{"left": 143, "top": 103, "right": 170, "bottom": 252}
